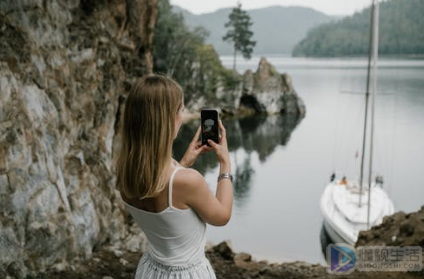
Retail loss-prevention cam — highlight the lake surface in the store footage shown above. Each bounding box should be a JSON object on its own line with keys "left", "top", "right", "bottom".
{"left": 173, "top": 55, "right": 424, "bottom": 264}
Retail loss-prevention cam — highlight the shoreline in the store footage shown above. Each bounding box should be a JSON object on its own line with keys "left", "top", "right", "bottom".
{"left": 205, "top": 240, "right": 303, "bottom": 265}
{"left": 36, "top": 240, "right": 422, "bottom": 279}
{"left": 35, "top": 206, "right": 424, "bottom": 279}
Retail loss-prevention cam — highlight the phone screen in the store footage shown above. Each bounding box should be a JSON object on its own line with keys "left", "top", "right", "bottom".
{"left": 201, "top": 109, "right": 219, "bottom": 146}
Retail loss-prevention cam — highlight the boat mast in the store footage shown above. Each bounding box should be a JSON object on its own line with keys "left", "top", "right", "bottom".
{"left": 367, "top": 0, "right": 379, "bottom": 229}
{"left": 358, "top": 0, "right": 378, "bottom": 208}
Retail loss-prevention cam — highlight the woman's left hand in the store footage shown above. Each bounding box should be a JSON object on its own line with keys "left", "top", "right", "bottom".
{"left": 180, "top": 126, "right": 210, "bottom": 168}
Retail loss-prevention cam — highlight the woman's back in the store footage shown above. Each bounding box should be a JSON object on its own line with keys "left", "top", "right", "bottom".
{"left": 122, "top": 164, "right": 207, "bottom": 266}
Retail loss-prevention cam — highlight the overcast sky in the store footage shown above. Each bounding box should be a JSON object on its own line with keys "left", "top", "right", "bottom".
{"left": 170, "top": 0, "right": 374, "bottom": 16}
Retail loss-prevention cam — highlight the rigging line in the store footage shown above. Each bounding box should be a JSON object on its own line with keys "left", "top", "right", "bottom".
{"left": 343, "top": 93, "right": 358, "bottom": 175}
{"left": 341, "top": 89, "right": 360, "bottom": 173}
{"left": 355, "top": 96, "right": 367, "bottom": 180}
{"left": 384, "top": 49, "right": 403, "bottom": 200}
{"left": 376, "top": 91, "right": 395, "bottom": 190}
{"left": 339, "top": 90, "right": 351, "bottom": 175}
{"left": 359, "top": 0, "right": 376, "bottom": 208}
{"left": 376, "top": 97, "right": 383, "bottom": 184}
{"left": 340, "top": 93, "right": 353, "bottom": 175}
{"left": 367, "top": 0, "right": 379, "bottom": 230}
{"left": 388, "top": 67, "right": 400, "bottom": 198}
{"left": 374, "top": 94, "right": 386, "bottom": 186}
{"left": 350, "top": 94, "right": 366, "bottom": 179}
{"left": 331, "top": 89, "right": 342, "bottom": 173}
{"left": 333, "top": 87, "right": 349, "bottom": 176}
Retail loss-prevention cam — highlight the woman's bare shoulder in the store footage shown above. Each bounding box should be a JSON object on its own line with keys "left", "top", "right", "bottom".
{"left": 174, "top": 168, "right": 206, "bottom": 190}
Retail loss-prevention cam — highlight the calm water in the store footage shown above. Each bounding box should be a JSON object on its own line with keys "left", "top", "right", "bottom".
{"left": 173, "top": 55, "right": 424, "bottom": 264}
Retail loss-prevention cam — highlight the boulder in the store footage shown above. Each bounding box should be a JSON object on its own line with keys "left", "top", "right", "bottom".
{"left": 239, "top": 57, "right": 306, "bottom": 116}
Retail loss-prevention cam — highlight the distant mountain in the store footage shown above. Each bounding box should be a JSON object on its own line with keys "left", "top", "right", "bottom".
{"left": 292, "top": 0, "right": 424, "bottom": 57}
{"left": 172, "top": 5, "right": 337, "bottom": 55}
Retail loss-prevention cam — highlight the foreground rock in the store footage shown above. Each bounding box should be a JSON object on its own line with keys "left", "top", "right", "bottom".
{"left": 35, "top": 239, "right": 423, "bottom": 279}
{"left": 34, "top": 207, "right": 424, "bottom": 278}
{"left": 357, "top": 205, "right": 424, "bottom": 248}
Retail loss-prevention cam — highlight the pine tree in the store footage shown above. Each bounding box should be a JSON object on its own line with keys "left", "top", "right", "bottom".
{"left": 223, "top": 2, "right": 256, "bottom": 71}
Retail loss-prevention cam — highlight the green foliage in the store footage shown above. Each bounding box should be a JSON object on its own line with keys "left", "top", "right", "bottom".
{"left": 223, "top": 2, "right": 256, "bottom": 69}
{"left": 153, "top": 0, "right": 208, "bottom": 104}
{"left": 153, "top": 0, "right": 207, "bottom": 86}
{"left": 292, "top": 0, "right": 424, "bottom": 57}
{"left": 194, "top": 45, "right": 240, "bottom": 96}
{"left": 153, "top": 0, "right": 240, "bottom": 106}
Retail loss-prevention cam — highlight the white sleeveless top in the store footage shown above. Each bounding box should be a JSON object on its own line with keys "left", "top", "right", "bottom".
{"left": 122, "top": 166, "right": 207, "bottom": 266}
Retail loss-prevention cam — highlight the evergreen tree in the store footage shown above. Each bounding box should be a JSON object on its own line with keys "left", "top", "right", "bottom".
{"left": 223, "top": 2, "right": 256, "bottom": 71}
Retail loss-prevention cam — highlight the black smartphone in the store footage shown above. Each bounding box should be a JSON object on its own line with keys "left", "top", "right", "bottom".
{"left": 201, "top": 108, "right": 219, "bottom": 147}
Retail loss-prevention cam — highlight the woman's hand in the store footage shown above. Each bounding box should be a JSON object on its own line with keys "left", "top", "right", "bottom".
{"left": 207, "top": 120, "right": 231, "bottom": 172}
{"left": 180, "top": 126, "right": 209, "bottom": 168}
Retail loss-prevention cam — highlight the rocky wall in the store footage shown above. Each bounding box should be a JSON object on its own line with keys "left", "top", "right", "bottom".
{"left": 0, "top": 0, "right": 154, "bottom": 277}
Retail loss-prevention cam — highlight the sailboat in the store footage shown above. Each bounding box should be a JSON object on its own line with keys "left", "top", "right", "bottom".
{"left": 320, "top": 0, "right": 395, "bottom": 245}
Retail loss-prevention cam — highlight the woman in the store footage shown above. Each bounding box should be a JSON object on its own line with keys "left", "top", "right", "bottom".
{"left": 115, "top": 74, "right": 233, "bottom": 278}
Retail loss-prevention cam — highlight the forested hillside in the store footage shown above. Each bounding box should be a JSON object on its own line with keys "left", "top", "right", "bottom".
{"left": 292, "top": 0, "right": 424, "bottom": 57}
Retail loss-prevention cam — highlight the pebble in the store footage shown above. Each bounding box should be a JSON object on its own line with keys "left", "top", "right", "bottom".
{"left": 114, "top": 250, "right": 124, "bottom": 257}
{"left": 52, "top": 262, "right": 68, "bottom": 272}
{"left": 234, "top": 252, "right": 252, "bottom": 262}
{"left": 119, "top": 258, "right": 129, "bottom": 266}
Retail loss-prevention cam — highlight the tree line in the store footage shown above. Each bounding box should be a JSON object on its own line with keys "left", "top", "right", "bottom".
{"left": 293, "top": 0, "right": 424, "bottom": 57}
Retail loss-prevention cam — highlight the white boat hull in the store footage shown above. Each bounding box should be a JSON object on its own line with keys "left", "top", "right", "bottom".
{"left": 320, "top": 181, "right": 395, "bottom": 245}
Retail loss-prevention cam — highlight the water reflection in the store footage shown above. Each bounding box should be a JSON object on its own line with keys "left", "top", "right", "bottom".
{"left": 233, "top": 152, "right": 254, "bottom": 207}
{"left": 172, "top": 114, "right": 303, "bottom": 205}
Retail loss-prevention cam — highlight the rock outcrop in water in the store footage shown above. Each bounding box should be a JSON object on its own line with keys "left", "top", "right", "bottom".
{"left": 238, "top": 57, "right": 306, "bottom": 116}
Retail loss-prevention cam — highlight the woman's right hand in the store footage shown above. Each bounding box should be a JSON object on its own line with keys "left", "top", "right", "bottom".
{"left": 207, "top": 120, "right": 231, "bottom": 171}
{"left": 181, "top": 119, "right": 233, "bottom": 226}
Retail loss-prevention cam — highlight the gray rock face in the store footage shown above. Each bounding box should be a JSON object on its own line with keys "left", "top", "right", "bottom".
{"left": 239, "top": 57, "right": 306, "bottom": 116}
{"left": 0, "top": 0, "right": 149, "bottom": 277}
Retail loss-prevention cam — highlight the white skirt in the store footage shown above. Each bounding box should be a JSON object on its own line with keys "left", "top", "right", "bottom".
{"left": 135, "top": 252, "right": 217, "bottom": 279}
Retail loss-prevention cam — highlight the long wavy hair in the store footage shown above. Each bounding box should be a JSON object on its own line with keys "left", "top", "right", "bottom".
{"left": 116, "top": 74, "right": 183, "bottom": 199}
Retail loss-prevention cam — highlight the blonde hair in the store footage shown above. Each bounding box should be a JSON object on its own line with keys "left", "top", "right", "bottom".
{"left": 116, "top": 74, "right": 183, "bottom": 199}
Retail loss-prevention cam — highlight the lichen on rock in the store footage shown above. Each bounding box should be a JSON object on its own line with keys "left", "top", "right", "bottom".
{"left": 0, "top": 0, "right": 154, "bottom": 277}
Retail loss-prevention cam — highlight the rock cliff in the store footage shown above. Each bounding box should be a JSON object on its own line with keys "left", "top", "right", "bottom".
{"left": 0, "top": 0, "right": 155, "bottom": 277}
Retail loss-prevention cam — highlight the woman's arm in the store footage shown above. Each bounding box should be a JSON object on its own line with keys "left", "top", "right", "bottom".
{"left": 176, "top": 120, "right": 233, "bottom": 226}
{"left": 178, "top": 167, "right": 232, "bottom": 226}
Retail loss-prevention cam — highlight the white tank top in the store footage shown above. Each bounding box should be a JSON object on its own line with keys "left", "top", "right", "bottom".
{"left": 122, "top": 166, "right": 207, "bottom": 266}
